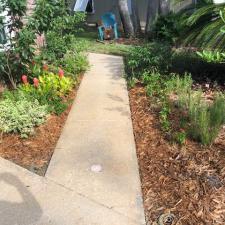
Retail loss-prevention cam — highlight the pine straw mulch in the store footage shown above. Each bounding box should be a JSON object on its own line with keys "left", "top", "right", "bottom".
{"left": 0, "top": 76, "right": 82, "bottom": 176}
{"left": 129, "top": 84, "right": 225, "bottom": 225}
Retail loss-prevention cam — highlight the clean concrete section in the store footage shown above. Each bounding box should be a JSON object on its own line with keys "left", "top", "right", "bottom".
{"left": 0, "top": 53, "right": 145, "bottom": 225}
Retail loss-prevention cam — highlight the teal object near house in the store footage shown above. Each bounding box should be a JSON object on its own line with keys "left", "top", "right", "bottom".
{"left": 98, "top": 12, "right": 119, "bottom": 41}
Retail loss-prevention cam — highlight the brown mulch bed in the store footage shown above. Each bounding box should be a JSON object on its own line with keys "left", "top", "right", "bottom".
{"left": 129, "top": 84, "right": 225, "bottom": 225}
{"left": 0, "top": 76, "right": 82, "bottom": 176}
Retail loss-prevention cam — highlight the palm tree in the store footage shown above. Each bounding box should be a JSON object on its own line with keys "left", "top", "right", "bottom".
{"left": 183, "top": 2, "right": 225, "bottom": 50}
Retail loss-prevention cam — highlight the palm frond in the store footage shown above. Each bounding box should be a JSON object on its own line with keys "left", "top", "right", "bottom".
{"left": 182, "top": 3, "right": 225, "bottom": 50}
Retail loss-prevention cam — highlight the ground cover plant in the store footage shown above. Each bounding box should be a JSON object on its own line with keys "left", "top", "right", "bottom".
{"left": 0, "top": 96, "right": 48, "bottom": 138}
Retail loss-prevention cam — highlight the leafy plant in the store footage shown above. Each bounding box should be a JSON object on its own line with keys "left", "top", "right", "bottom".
{"left": 0, "top": 95, "right": 48, "bottom": 138}
{"left": 159, "top": 102, "right": 171, "bottom": 132}
{"left": 174, "top": 130, "right": 187, "bottom": 145}
{"left": 39, "top": 72, "right": 74, "bottom": 96}
{"left": 0, "top": 0, "right": 36, "bottom": 88}
{"left": 45, "top": 32, "right": 72, "bottom": 59}
{"left": 29, "top": 0, "right": 68, "bottom": 35}
{"left": 18, "top": 72, "right": 73, "bottom": 115}
{"left": 49, "top": 13, "right": 85, "bottom": 36}
{"left": 144, "top": 70, "right": 162, "bottom": 97}
{"left": 127, "top": 42, "right": 172, "bottom": 78}
{"left": 197, "top": 50, "right": 225, "bottom": 63}
{"left": 151, "top": 12, "right": 187, "bottom": 45}
{"left": 42, "top": 13, "right": 86, "bottom": 60}
{"left": 59, "top": 51, "right": 89, "bottom": 76}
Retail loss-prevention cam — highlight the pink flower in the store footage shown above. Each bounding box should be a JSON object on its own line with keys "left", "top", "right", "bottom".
{"left": 58, "top": 68, "right": 64, "bottom": 79}
{"left": 33, "top": 78, "right": 39, "bottom": 88}
{"left": 43, "top": 64, "right": 48, "bottom": 71}
{"left": 22, "top": 75, "right": 28, "bottom": 85}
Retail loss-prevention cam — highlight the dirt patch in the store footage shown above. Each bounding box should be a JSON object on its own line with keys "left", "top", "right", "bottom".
{"left": 129, "top": 84, "right": 225, "bottom": 225}
{"left": 0, "top": 76, "right": 82, "bottom": 176}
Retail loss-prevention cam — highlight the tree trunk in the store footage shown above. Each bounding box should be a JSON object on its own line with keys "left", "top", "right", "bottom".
{"left": 131, "top": 0, "right": 142, "bottom": 36}
{"left": 145, "top": 0, "right": 160, "bottom": 34}
{"left": 159, "top": 0, "right": 170, "bottom": 15}
{"left": 118, "top": 0, "right": 134, "bottom": 37}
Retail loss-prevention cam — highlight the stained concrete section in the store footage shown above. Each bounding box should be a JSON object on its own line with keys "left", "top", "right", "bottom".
{"left": 0, "top": 157, "right": 141, "bottom": 225}
{"left": 46, "top": 53, "right": 145, "bottom": 224}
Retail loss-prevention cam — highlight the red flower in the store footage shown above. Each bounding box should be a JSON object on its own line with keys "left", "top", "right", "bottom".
{"left": 33, "top": 78, "right": 39, "bottom": 88}
{"left": 58, "top": 68, "right": 64, "bottom": 79}
{"left": 32, "top": 61, "right": 35, "bottom": 66}
{"left": 22, "top": 75, "right": 28, "bottom": 85}
{"left": 43, "top": 64, "right": 48, "bottom": 71}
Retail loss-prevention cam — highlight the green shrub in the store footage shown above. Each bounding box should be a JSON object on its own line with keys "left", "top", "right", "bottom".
{"left": 127, "top": 42, "right": 172, "bottom": 78}
{"left": 60, "top": 51, "right": 89, "bottom": 76}
{"left": 143, "top": 70, "right": 162, "bottom": 97}
{"left": 71, "top": 39, "right": 88, "bottom": 53}
{"left": 151, "top": 12, "right": 186, "bottom": 45}
{"left": 159, "top": 102, "right": 171, "bottom": 132}
{"left": 29, "top": 0, "right": 68, "bottom": 34}
{"left": 45, "top": 32, "right": 74, "bottom": 59}
{"left": 49, "top": 13, "right": 86, "bottom": 36}
{"left": 19, "top": 86, "right": 68, "bottom": 115}
{"left": 0, "top": 96, "right": 48, "bottom": 138}
{"left": 0, "top": 0, "right": 36, "bottom": 88}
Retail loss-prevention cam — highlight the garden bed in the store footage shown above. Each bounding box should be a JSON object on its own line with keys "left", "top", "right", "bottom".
{"left": 129, "top": 84, "right": 225, "bottom": 225}
{"left": 0, "top": 76, "right": 82, "bottom": 176}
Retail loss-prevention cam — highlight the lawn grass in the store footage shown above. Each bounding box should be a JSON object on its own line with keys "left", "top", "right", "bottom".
{"left": 76, "top": 27, "right": 133, "bottom": 56}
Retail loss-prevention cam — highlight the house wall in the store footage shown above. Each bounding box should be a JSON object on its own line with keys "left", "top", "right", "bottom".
{"left": 72, "top": 0, "right": 149, "bottom": 26}
{"left": 72, "top": 0, "right": 192, "bottom": 26}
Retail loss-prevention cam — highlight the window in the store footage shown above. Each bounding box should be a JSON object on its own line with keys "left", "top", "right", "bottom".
{"left": 74, "top": 0, "right": 94, "bottom": 13}
{"left": 86, "top": 0, "right": 94, "bottom": 13}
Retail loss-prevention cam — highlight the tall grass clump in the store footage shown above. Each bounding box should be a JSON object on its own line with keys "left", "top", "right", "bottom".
{"left": 188, "top": 93, "right": 225, "bottom": 145}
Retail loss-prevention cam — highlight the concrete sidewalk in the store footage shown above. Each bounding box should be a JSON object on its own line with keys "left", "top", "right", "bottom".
{"left": 0, "top": 53, "right": 145, "bottom": 225}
